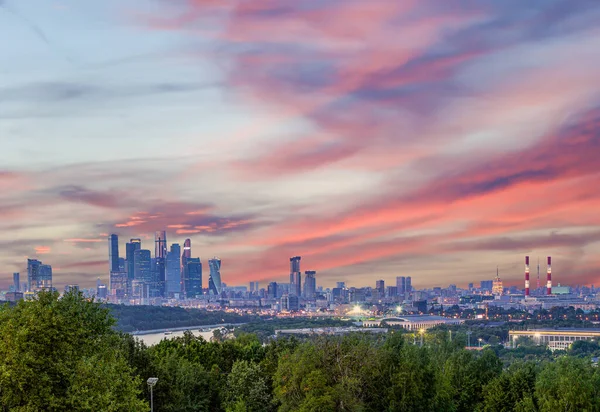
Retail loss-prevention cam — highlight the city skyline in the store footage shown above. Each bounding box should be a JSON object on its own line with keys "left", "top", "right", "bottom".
{"left": 2, "top": 1, "right": 600, "bottom": 289}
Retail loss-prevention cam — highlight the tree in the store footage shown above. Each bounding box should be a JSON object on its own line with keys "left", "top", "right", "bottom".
{"left": 222, "top": 360, "right": 272, "bottom": 412}
{"left": 0, "top": 291, "right": 147, "bottom": 411}
{"left": 534, "top": 356, "right": 600, "bottom": 411}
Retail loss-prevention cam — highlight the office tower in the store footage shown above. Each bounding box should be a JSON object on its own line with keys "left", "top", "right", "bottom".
{"left": 38, "top": 264, "right": 53, "bottom": 290}
{"left": 289, "top": 256, "right": 301, "bottom": 296}
{"left": 13, "top": 273, "right": 20, "bottom": 292}
{"left": 166, "top": 244, "right": 181, "bottom": 296}
{"left": 336, "top": 281, "right": 346, "bottom": 289}
{"left": 386, "top": 286, "right": 397, "bottom": 298}
{"left": 406, "top": 277, "right": 412, "bottom": 293}
{"left": 281, "top": 294, "right": 299, "bottom": 311}
{"left": 303, "top": 271, "right": 316, "bottom": 299}
{"left": 126, "top": 239, "right": 141, "bottom": 281}
{"left": 27, "top": 259, "right": 41, "bottom": 291}
{"left": 250, "top": 281, "right": 259, "bottom": 293}
{"left": 468, "top": 282, "right": 474, "bottom": 291}
{"left": 181, "top": 239, "right": 191, "bottom": 294}
{"left": 134, "top": 249, "right": 152, "bottom": 282}
{"left": 96, "top": 277, "right": 102, "bottom": 296}
{"left": 97, "top": 284, "right": 108, "bottom": 299}
{"left": 525, "top": 256, "right": 530, "bottom": 297}
{"left": 155, "top": 231, "right": 167, "bottom": 259}
{"left": 108, "top": 234, "right": 119, "bottom": 273}
{"left": 184, "top": 257, "right": 202, "bottom": 298}
{"left": 208, "top": 257, "right": 222, "bottom": 296}
{"left": 109, "top": 270, "right": 128, "bottom": 298}
{"left": 268, "top": 282, "right": 278, "bottom": 299}
{"left": 480, "top": 280, "right": 493, "bottom": 291}
{"left": 118, "top": 257, "right": 126, "bottom": 272}
{"left": 375, "top": 280, "right": 385, "bottom": 297}
{"left": 65, "top": 284, "right": 79, "bottom": 293}
{"left": 547, "top": 256, "right": 552, "bottom": 295}
{"left": 396, "top": 276, "right": 406, "bottom": 295}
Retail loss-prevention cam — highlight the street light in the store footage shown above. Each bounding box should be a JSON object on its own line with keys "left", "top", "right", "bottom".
{"left": 419, "top": 328, "right": 425, "bottom": 347}
{"left": 478, "top": 338, "right": 483, "bottom": 348}
{"left": 147, "top": 377, "right": 158, "bottom": 412}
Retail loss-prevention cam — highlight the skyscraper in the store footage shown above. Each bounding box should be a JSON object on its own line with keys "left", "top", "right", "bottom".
{"left": 155, "top": 231, "right": 167, "bottom": 259}
{"left": 154, "top": 231, "right": 167, "bottom": 297}
{"left": 289, "top": 256, "right": 301, "bottom": 296}
{"left": 184, "top": 257, "right": 202, "bottom": 298}
{"left": 181, "top": 239, "right": 191, "bottom": 295}
{"left": 406, "top": 277, "right": 412, "bottom": 294}
{"left": 125, "top": 239, "right": 141, "bottom": 281}
{"left": 27, "top": 259, "right": 41, "bottom": 291}
{"left": 166, "top": 243, "right": 181, "bottom": 296}
{"left": 108, "top": 234, "right": 119, "bottom": 273}
{"left": 396, "top": 276, "right": 406, "bottom": 295}
{"left": 13, "top": 273, "right": 20, "bottom": 292}
{"left": 133, "top": 249, "right": 152, "bottom": 283}
{"left": 303, "top": 271, "right": 316, "bottom": 299}
{"left": 268, "top": 282, "right": 278, "bottom": 299}
{"left": 208, "top": 257, "right": 222, "bottom": 296}
{"left": 375, "top": 280, "right": 385, "bottom": 297}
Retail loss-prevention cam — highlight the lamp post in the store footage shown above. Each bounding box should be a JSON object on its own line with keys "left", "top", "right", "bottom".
{"left": 467, "top": 331, "right": 472, "bottom": 348}
{"left": 419, "top": 328, "right": 425, "bottom": 347}
{"left": 478, "top": 338, "right": 483, "bottom": 348}
{"left": 147, "top": 377, "right": 158, "bottom": 412}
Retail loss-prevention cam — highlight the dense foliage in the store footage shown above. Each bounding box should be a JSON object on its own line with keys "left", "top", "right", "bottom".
{"left": 3, "top": 294, "right": 600, "bottom": 411}
{"left": 107, "top": 304, "right": 258, "bottom": 332}
{"left": 232, "top": 317, "right": 356, "bottom": 342}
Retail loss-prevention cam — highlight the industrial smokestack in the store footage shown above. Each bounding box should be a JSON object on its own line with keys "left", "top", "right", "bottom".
{"left": 525, "top": 256, "right": 530, "bottom": 297}
{"left": 546, "top": 256, "right": 552, "bottom": 295}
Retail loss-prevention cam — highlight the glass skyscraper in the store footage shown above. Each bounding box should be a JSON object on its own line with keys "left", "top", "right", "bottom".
{"left": 133, "top": 249, "right": 152, "bottom": 283}
{"left": 208, "top": 257, "right": 222, "bottom": 296}
{"left": 125, "top": 239, "right": 141, "bottom": 281}
{"left": 289, "top": 256, "right": 301, "bottom": 296}
{"left": 185, "top": 257, "right": 202, "bottom": 298}
{"left": 166, "top": 243, "right": 181, "bottom": 296}
{"left": 108, "top": 234, "right": 119, "bottom": 273}
{"left": 303, "top": 271, "right": 316, "bottom": 299}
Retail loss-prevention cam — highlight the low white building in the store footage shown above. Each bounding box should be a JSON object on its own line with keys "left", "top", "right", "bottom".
{"left": 363, "top": 315, "right": 464, "bottom": 330}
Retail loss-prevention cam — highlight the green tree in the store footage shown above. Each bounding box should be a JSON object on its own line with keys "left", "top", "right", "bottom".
{"left": 0, "top": 291, "right": 147, "bottom": 411}
{"left": 481, "top": 362, "right": 538, "bottom": 412}
{"left": 534, "top": 356, "right": 600, "bottom": 411}
{"left": 222, "top": 360, "right": 272, "bottom": 412}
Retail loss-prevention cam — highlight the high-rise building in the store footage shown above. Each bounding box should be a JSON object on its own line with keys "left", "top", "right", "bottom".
{"left": 13, "top": 273, "right": 20, "bottom": 292}
{"left": 250, "top": 281, "right": 259, "bottom": 293}
{"left": 184, "top": 257, "right": 202, "bottom": 298}
{"left": 27, "top": 259, "right": 40, "bottom": 291}
{"left": 396, "top": 276, "right": 406, "bottom": 295}
{"left": 38, "top": 264, "right": 53, "bottom": 290}
{"left": 133, "top": 249, "right": 152, "bottom": 283}
{"left": 268, "top": 282, "right": 278, "bottom": 299}
{"left": 181, "top": 239, "right": 191, "bottom": 295}
{"left": 480, "top": 280, "right": 493, "bottom": 291}
{"left": 406, "top": 277, "right": 412, "bottom": 294}
{"left": 108, "top": 234, "right": 119, "bottom": 273}
{"left": 109, "top": 270, "right": 128, "bottom": 298}
{"left": 166, "top": 244, "right": 181, "bottom": 296}
{"left": 375, "top": 280, "right": 385, "bottom": 297}
{"left": 208, "top": 257, "right": 222, "bottom": 296}
{"left": 289, "top": 256, "right": 301, "bottom": 296}
{"left": 281, "top": 294, "right": 299, "bottom": 311}
{"left": 303, "top": 271, "right": 316, "bottom": 299}
{"left": 336, "top": 282, "right": 346, "bottom": 289}
{"left": 155, "top": 231, "right": 167, "bottom": 259}
{"left": 125, "top": 239, "right": 141, "bottom": 281}
{"left": 65, "top": 284, "right": 79, "bottom": 293}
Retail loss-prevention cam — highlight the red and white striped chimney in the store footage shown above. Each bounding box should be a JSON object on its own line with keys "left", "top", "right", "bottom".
{"left": 525, "top": 256, "right": 530, "bottom": 297}
{"left": 546, "top": 256, "right": 552, "bottom": 295}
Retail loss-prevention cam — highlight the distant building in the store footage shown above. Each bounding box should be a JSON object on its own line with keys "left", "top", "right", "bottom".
{"left": 185, "top": 257, "right": 202, "bottom": 298}
{"left": 181, "top": 239, "right": 191, "bottom": 295}
{"left": 406, "top": 277, "right": 412, "bottom": 293}
{"left": 375, "top": 280, "right": 385, "bottom": 297}
{"left": 510, "top": 329, "right": 600, "bottom": 351}
{"left": 166, "top": 244, "right": 181, "bottom": 297}
{"left": 133, "top": 249, "right": 152, "bottom": 283}
{"left": 27, "top": 259, "right": 52, "bottom": 292}
{"left": 386, "top": 286, "right": 398, "bottom": 298}
{"left": 5, "top": 292, "right": 23, "bottom": 302}
{"left": 13, "top": 273, "right": 20, "bottom": 292}
{"left": 268, "top": 282, "right": 278, "bottom": 299}
{"left": 363, "top": 315, "right": 464, "bottom": 330}
{"left": 109, "top": 271, "right": 128, "bottom": 298}
{"left": 208, "top": 257, "right": 222, "bottom": 296}
{"left": 290, "top": 256, "right": 301, "bottom": 296}
{"left": 492, "top": 268, "right": 503, "bottom": 295}
{"left": 480, "top": 280, "right": 493, "bottom": 291}
{"left": 125, "top": 239, "right": 141, "bottom": 282}
{"left": 336, "top": 282, "right": 346, "bottom": 289}
{"left": 65, "top": 284, "right": 79, "bottom": 293}
{"left": 396, "top": 276, "right": 406, "bottom": 295}
{"left": 281, "top": 294, "right": 299, "bottom": 311}
{"left": 303, "top": 271, "right": 316, "bottom": 299}
{"left": 108, "top": 234, "right": 119, "bottom": 273}
{"left": 154, "top": 231, "right": 167, "bottom": 259}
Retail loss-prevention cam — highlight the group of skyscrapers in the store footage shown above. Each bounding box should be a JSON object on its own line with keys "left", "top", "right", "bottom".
{"left": 288, "top": 256, "right": 317, "bottom": 299}
{"left": 108, "top": 232, "right": 222, "bottom": 300}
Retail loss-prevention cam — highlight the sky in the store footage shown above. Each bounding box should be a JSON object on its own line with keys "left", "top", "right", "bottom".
{"left": 1, "top": 0, "right": 600, "bottom": 290}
